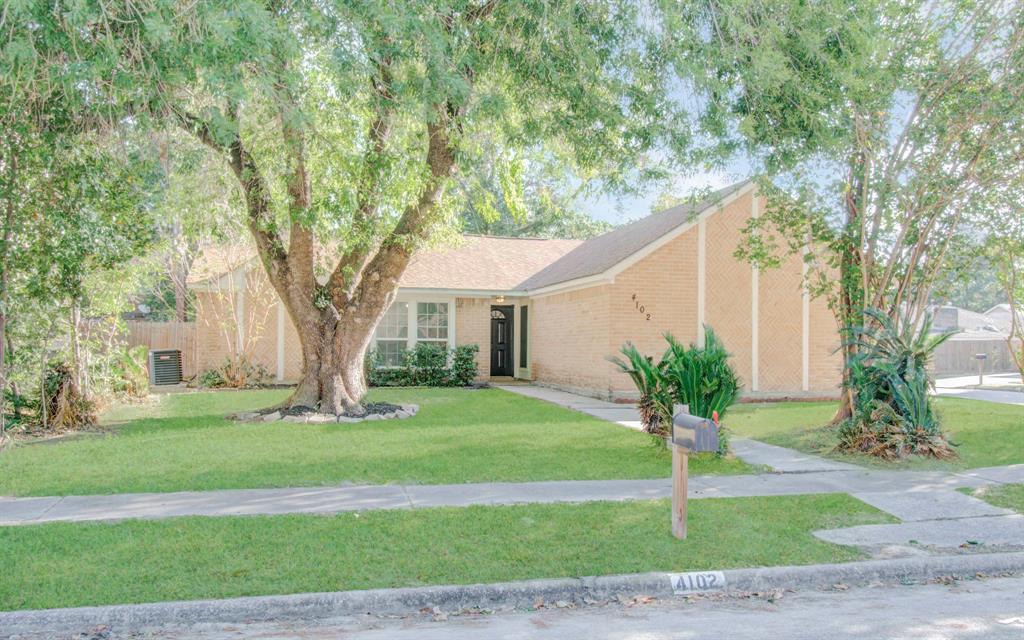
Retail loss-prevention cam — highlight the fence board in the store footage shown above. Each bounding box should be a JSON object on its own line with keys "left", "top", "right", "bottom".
{"left": 932, "top": 337, "right": 1018, "bottom": 376}
{"left": 123, "top": 321, "right": 198, "bottom": 378}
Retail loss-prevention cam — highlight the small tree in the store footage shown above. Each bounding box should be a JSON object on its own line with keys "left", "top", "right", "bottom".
{"left": 193, "top": 245, "right": 277, "bottom": 387}
{"left": 675, "top": 0, "right": 1024, "bottom": 420}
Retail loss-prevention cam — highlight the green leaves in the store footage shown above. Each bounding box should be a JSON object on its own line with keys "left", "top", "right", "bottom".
{"left": 838, "top": 307, "right": 958, "bottom": 457}
{"left": 610, "top": 326, "right": 741, "bottom": 448}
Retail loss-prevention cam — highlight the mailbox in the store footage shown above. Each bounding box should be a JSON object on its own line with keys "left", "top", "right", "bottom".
{"left": 672, "top": 411, "right": 719, "bottom": 453}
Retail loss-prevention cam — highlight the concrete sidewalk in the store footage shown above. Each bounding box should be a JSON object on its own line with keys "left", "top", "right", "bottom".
{"left": 3, "top": 465, "right": 1021, "bottom": 527}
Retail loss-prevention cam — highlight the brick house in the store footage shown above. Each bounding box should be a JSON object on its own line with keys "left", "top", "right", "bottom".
{"left": 189, "top": 181, "right": 842, "bottom": 400}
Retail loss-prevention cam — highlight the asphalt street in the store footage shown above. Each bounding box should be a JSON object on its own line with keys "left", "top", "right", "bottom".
{"left": 32, "top": 575, "right": 1024, "bottom": 640}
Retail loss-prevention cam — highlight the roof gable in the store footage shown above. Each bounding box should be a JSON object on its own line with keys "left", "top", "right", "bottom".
{"left": 518, "top": 181, "right": 751, "bottom": 291}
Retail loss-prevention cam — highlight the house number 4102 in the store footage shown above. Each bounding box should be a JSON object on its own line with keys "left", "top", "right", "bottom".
{"left": 632, "top": 293, "right": 651, "bottom": 321}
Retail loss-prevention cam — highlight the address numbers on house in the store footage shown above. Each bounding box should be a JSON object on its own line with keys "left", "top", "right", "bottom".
{"left": 631, "top": 293, "right": 652, "bottom": 321}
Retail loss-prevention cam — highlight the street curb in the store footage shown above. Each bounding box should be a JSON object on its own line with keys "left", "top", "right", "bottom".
{"left": 3, "top": 552, "right": 1023, "bottom": 636}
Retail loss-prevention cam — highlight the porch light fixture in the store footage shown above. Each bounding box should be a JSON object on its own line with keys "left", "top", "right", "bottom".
{"left": 495, "top": 295, "right": 506, "bottom": 304}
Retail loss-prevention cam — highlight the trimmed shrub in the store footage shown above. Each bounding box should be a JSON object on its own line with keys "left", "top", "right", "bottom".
{"left": 368, "top": 343, "right": 479, "bottom": 387}
{"left": 449, "top": 344, "right": 480, "bottom": 386}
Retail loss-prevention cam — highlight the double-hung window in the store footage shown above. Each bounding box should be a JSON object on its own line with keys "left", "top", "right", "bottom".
{"left": 374, "top": 301, "right": 408, "bottom": 367}
{"left": 373, "top": 300, "right": 452, "bottom": 366}
{"left": 416, "top": 302, "right": 449, "bottom": 348}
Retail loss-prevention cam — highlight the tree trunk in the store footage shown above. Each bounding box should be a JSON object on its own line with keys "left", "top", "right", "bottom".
{"left": 830, "top": 154, "right": 868, "bottom": 425}
{"left": 69, "top": 299, "right": 84, "bottom": 397}
{"left": 173, "top": 269, "right": 188, "bottom": 322}
{"left": 0, "top": 141, "right": 15, "bottom": 437}
{"left": 281, "top": 304, "right": 380, "bottom": 415}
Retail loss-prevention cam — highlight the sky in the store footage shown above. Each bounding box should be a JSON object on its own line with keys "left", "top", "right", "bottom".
{"left": 575, "top": 164, "right": 751, "bottom": 225}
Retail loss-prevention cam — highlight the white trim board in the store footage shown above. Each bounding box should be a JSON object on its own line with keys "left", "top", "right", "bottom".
{"left": 696, "top": 217, "right": 707, "bottom": 347}
{"left": 750, "top": 195, "right": 760, "bottom": 392}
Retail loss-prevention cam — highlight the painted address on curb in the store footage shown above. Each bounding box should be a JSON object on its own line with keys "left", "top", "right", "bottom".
{"left": 669, "top": 570, "right": 727, "bottom": 595}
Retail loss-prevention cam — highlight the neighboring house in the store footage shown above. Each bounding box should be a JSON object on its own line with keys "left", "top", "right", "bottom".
{"left": 984, "top": 304, "right": 1024, "bottom": 335}
{"left": 189, "top": 181, "right": 842, "bottom": 400}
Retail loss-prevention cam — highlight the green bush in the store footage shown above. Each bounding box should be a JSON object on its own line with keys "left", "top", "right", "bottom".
{"left": 837, "top": 309, "right": 957, "bottom": 460}
{"left": 110, "top": 345, "right": 150, "bottom": 397}
{"left": 368, "top": 343, "right": 479, "bottom": 387}
{"left": 609, "top": 326, "right": 740, "bottom": 456}
{"left": 449, "top": 344, "right": 480, "bottom": 386}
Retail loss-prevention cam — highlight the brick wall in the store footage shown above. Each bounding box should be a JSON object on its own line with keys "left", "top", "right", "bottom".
{"left": 530, "top": 285, "right": 613, "bottom": 396}
{"left": 528, "top": 189, "right": 843, "bottom": 399}
{"left": 455, "top": 297, "right": 491, "bottom": 379}
{"left": 192, "top": 290, "right": 237, "bottom": 375}
{"left": 704, "top": 194, "right": 754, "bottom": 389}
{"left": 607, "top": 228, "right": 699, "bottom": 393}
{"left": 757, "top": 244, "right": 804, "bottom": 392}
{"left": 808, "top": 291, "right": 843, "bottom": 394}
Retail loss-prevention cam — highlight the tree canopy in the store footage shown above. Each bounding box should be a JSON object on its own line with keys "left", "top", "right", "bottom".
{"left": 2, "top": 0, "right": 703, "bottom": 412}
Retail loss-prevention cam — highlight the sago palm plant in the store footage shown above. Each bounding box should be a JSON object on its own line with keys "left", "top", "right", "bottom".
{"left": 607, "top": 342, "right": 673, "bottom": 435}
{"left": 837, "top": 308, "right": 957, "bottom": 459}
{"left": 663, "top": 328, "right": 740, "bottom": 422}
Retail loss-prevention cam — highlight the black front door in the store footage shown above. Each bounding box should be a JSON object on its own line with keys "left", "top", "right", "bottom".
{"left": 490, "top": 305, "right": 514, "bottom": 376}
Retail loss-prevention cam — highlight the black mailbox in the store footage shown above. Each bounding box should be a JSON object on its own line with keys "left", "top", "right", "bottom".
{"left": 672, "top": 412, "right": 719, "bottom": 453}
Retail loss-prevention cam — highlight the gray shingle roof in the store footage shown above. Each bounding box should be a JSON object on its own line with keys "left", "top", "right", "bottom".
{"left": 518, "top": 181, "right": 750, "bottom": 291}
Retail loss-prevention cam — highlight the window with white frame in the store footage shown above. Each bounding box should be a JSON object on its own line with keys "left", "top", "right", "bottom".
{"left": 374, "top": 301, "right": 408, "bottom": 367}
{"left": 416, "top": 302, "right": 449, "bottom": 347}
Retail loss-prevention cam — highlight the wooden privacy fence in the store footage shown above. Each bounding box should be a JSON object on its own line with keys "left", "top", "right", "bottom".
{"left": 123, "top": 321, "right": 198, "bottom": 378}
{"left": 931, "top": 337, "right": 1019, "bottom": 376}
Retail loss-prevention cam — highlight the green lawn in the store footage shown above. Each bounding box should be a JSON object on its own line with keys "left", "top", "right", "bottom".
{"left": 0, "top": 388, "right": 752, "bottom": 497}
{"left": 960, "top": 484, "right": 1024, "bottom": 513}
{"left": 728, "top": 397, "right": 1024, "bottom": 470}
{"left": 0, "top": 494, "right": 891, "bottom": 611}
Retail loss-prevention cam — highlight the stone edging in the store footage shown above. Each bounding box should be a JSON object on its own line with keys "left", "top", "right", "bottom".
{"left": 2, "top": 552, "right": 1021, "bottom": 636}
{"left": 231, "top": 404, "right": 419, "bottom": 424}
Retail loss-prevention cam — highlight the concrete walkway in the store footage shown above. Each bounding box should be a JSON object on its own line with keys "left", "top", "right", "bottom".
{"left": 730, "top": 437, "right": 860, "bottom": 472}
{"left": 494, "top": 384, "right": 645, "bottom": 430}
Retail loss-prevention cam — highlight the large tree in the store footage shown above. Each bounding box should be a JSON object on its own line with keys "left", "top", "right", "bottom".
{"left": 456, "top": 141, "right": 612, "bottom": 239}
{"left": 675, "top": 0, "right": 1024, "bottom": 418}
{"left": 6, "top": 1, "right": 694, "bottom": 413}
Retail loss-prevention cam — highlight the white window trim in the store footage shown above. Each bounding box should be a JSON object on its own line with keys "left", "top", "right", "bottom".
{"left": 371, "top": 294, "right": 457, "bottom": 360}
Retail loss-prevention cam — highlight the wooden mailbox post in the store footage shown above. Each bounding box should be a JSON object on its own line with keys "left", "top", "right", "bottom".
{"left": 671, "top": 409, "right": 719, "bottom": 540}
